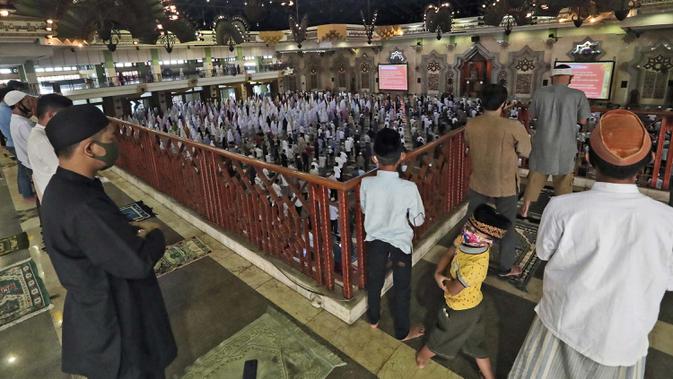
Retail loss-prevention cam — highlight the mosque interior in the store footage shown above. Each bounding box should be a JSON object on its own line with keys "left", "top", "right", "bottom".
{"left": 1, "top": 0, "right": 673, "bottom": 378}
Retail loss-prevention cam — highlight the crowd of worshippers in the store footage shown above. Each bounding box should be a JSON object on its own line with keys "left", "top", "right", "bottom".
{"left": 125, "top": 91, "right": 487, "bottom": 180}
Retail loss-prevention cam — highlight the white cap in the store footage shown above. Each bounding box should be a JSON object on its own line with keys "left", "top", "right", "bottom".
{"left": 551, "top": 67, "right": 574, "bottom": 77}
{"left": 4, "top": 90, "right": 29, "bottom": 106}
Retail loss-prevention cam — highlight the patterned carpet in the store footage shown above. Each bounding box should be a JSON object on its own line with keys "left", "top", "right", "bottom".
{"left": 0, "top": 232, "right": 29, "bottom": 257}
{"left": 182, "top": 307, "right": 346, "bottom": 379}
{"left": 119, "top": 201, "right": 155, "bottom": 222}
{"left": 508, "top": 221, "right": 542, "bottom": 291}
{"left": 0, "top": 259, "right": 51, "bottom": 331}
{"left": 155, "top": 236, "right": 212, "bottom": 276}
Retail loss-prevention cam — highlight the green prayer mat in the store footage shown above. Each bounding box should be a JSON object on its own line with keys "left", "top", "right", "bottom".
{"left": 182, "top": 307, "right": 346, "bottom": 379}
{"left": 0, "top": 232, "right": 29, "bottom": 257}
{"left": 155, "top": 237, "right": 211, "bottom": 276}
{"left": 0, "top": 259, "right": 52, "bottom": 331}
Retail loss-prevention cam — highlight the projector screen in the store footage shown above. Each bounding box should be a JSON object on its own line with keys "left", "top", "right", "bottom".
{"left": 378, "top": 64, "right": 409, "bottom": 91}
{"left": 555, "top": 61, "right": 615, "bottom": 100}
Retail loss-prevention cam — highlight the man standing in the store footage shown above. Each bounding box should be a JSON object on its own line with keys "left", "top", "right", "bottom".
{"left": 0, "top": 88, "right": 15, "bottom": 157}
{"left": 519, "top": 65, "right": 591, "bottom": 218}
{"left": 42, "top": 105, "right": 176, "bottom": 378}
{"left": 27, "top": 94, "right": 73, "bottom": 201}
{"left": 6, "top": 90, "right": 37, "bottom": 201}
{"left": 465, "top": 84, "right": 531, "bottom": 278}
{"left": 510, "top": 110, "right": 673, "bottom": 378}
{"left": 0, "top": 81, "right": 27, "bottom": 157}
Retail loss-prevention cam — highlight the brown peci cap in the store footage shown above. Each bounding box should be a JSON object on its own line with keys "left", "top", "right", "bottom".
{"left": 589, "top": 110, "right": 652, "bottom": 166}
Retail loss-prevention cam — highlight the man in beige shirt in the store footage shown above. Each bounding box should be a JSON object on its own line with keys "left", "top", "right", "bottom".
{"left": 465, "top": 84, "right": 531, "bottom": 278}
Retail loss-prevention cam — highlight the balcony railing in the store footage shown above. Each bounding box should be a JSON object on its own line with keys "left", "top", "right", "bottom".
{"left": 112, "top": 118, "right": 469, "bottom": 299}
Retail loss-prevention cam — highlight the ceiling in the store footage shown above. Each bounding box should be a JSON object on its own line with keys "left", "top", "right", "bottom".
{"left": 174, "top": 0, "right": 485, "bottom": 31}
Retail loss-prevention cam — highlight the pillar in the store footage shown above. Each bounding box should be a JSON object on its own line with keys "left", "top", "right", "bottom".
{"left": 236, "top": 46, "right": 245, "bottom": 75}
{"left": 95, "top": 64, "right": 107, "bottom": 87}
{"left": 102, "top": 96, "right": 125, "bottom": 117}
{"left": 18, "top": 60, "right": 39, "bottom": 95}
{"left": 203, "top": 47, "right": 213, "bottom": 77}
{"left": 151, "top": 91, "right": 169, "bottom": 113}
{"left": 103, "top": 51, "right": 118, "bottom": 86}
{"left": 150, "top": 49, "right": 162, "bottom": 82}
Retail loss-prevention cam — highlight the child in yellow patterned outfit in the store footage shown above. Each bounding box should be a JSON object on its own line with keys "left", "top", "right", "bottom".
{"left": 416, "top": 204, "right": 512, "bottom": 379}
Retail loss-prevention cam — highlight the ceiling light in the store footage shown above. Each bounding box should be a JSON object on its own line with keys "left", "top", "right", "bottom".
{"left": 0, "top": 3, "right": 16, "bottom": 17}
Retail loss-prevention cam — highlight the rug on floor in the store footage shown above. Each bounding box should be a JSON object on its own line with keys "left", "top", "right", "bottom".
{"left": 0, "top": 258, "right": 52, "bottom": 331}
{"left": 155, "top": 236, "right": 211, "bottom": 276}
{"left": 119, "top": 201, "right": 155, "bottom": 222}
{"left": 520, "top": 187, "right": 555, "bottom": 222}
{"left": 508, "top": 220, "right": 542, "bottom": 291}
{"left": 182, "top": 307, "right": 346, "bottom": 379}
{"left": 0, "top": 232, "right": 29, "bottom": 257}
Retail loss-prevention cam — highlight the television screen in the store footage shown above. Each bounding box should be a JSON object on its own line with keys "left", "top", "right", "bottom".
{"left": 378, "top": 64, "right": 408, "bottom": 91}
{"left": 554, "top": 61, "right": 615, "bottom": 100}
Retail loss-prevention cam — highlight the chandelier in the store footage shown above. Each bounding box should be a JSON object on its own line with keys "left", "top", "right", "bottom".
{"left": 156, "top": 23, "right": 177, "bottom": 53}
{"left": 361, "top": 0, "right": 378, "bottom": 45}
{"left": 424, "top": 2, "right": 453, "bottom": 40}
{"left": 483, "top": 0, "right": 537, "bottom": 35}
{"left": 288, "top": 0, "right": 308, "bottom": 49}
{"left": 612, "top": 0, "right": 641, "bottom": 21}
{"left": 100, "top": 23, "right": 122, "bottom": 52}
{"left": 215, "top": 16, "right": 249, "bottom": 52}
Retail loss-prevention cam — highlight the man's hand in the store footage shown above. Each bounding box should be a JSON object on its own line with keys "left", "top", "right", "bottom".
{"left": 434, "top": 272, "right": 451, "bottom": 292}
{"left": 131, "top": 221, "right": 161, "bottom": 238}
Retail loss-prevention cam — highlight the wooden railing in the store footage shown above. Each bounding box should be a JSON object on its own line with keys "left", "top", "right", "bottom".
{"left": 517, "top": 107, "right": 673, "bottom": 190}
{"left": 111, "top": 118, "right": 470, "bottom": 299}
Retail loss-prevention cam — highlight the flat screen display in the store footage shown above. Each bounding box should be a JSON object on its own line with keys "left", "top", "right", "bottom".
{"left": 378, "top": 64, "right": 408, "bottom": 91}
{"left": 555, "top": 61, "right": 615, "bottom": 100}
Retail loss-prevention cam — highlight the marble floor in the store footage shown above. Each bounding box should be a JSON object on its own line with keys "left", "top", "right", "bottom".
{"left": 1, "top": 145, "right": 672, "bottom": 379}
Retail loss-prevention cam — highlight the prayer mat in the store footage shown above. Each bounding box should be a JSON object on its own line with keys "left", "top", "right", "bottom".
{"left": 520, "top": 187, "right": 554, "bottom": 222}
{"left": 182, "top": 307, "right": 346, "bottom": 379}
{"left": 119, "top": 201, "right": 155, "bottom": 222}
{"left": 488, "top": 220, "right": 542, "bottom": 291}
{"left": 0, "top": 232, "right": 29, "bottom": 257}
{"left": 155, "top": 237, "right": 211, "bottom": 276}
{"left": 0, "top": 259, "right": 51, "bottom": 331}
{"left": 508, "top": 221, "right": 542, "bottom": 291}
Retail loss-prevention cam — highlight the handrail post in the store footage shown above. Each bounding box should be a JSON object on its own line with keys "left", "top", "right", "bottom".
{"left": 337, "top": 189, "right": 352, "bottom": 299}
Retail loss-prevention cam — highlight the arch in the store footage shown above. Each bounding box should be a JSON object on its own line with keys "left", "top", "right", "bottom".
{"left": 452, "top": 42, "right": 504, "bottom": 96}
{"left": 421, "top": 50, "right": 449, "bottom": 94}
{"left": 508, "top": 45, "right": 545, "bottom": 99}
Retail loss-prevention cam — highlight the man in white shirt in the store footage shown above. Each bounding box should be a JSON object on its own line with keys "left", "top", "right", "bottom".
{"left": 6, "top": 90, "right": 37, "bottom": 201}
{"left": 509, "top": 110, "right": 673, "bottom": 379}
{"left": 27, "top": 94, "right": 73, "bottom": 201}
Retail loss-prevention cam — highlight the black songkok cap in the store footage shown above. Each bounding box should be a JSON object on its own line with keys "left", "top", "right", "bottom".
{"left": 46, "top": 104, "right": 109, "bottom": 153}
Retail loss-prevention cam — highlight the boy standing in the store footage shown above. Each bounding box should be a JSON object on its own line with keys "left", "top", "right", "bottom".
{"left": 465, "top": 84, "right": 531, "bottom": 278}
{"left": 416, "top": 204, "right": 511, "bottom": 379}
{"left": 360, "top": 128, "right": 425, "bottom": 341}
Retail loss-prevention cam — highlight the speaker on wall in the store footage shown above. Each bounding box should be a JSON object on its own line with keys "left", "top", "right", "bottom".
{"left": 543, "top": 79, "right": 549, "bottom": 86}
{"left": 417, "top": 78, "right": 421, "bottom": 83}
{"left": 621, "top": 81, "right": 628, "bottom": 88}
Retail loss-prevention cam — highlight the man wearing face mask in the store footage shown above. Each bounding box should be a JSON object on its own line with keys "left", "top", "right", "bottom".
{"left": 6, "top": 90, "right": 37, "bottom": 202}
{"left": 41, "top": 105, "right": 176, "bottom": 379}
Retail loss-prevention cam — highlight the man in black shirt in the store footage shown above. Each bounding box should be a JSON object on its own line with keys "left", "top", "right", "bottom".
{"left": 41, "top": 105, "right": 176, "bottom": 378}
